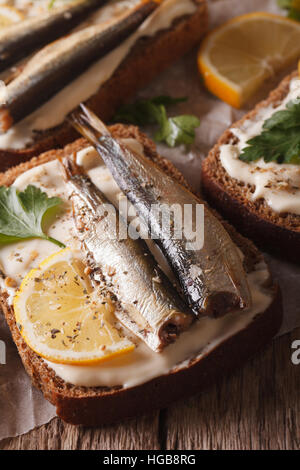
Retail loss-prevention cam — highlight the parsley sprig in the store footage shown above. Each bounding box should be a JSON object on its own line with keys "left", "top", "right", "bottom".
{"left": 112, "top": 96, "right": 200, "bottom": 147}
{"left": 239, "top": 98, "right": 300, "bottom": 165}
{"left": 277, "top": 0, "right": 300, "bottom": 21}
{"left": 0, "top": 185, "right": 65, "bottom": 247}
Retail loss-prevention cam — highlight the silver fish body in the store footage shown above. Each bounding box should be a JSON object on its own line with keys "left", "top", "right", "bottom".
{"left": 70, "top": 106, "right": 252, "bottom": 318}
{"left": 61, "top": 158, "right": 193, "bottom": 352}
{"left": 0, "top": 0, "right": 109, "bottom": 73}
{"left": 0, "top": 0, "right": 158, "bottom": 132}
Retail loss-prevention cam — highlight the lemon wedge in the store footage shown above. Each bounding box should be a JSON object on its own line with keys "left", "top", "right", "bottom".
{"left": 0, "top": 5, "right": 23, "bottom": 27}
{"left": 198, "top": 13, "right": 300, "bottom": 108}
{"left": 14, "top": 248, "right": 134, "bottom": 365}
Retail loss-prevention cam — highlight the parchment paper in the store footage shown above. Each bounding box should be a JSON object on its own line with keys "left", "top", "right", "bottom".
{"left": 0, "top": 0, "right": 299, "bottom": 441}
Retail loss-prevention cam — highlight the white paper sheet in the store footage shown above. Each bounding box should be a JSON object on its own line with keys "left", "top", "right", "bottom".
{"left": 0, "top": 0, "right": 299, "bottom": 441}
{"left": 0, "top": 315, "right": 55, "bottom": 440}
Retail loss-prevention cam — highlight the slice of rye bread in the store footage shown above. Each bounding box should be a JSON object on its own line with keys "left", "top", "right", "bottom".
{"left": 0, "top": 0, "right": 208, "bottom": 172}
{"left": 202, "top": 71, "right": 300, "bottom": 262}
{"left": 0, "top": 124, "right": 282, "bottom": 426}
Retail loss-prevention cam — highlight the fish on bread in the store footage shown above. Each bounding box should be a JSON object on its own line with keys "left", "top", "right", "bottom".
{"left": 0, "top": 0, "right": 160, "bottom": 132}
{"left": 69, "top": 106, "right": 252, "bottom": 318}
{"left": 61, "top": 156, "right": 193, "bottom": 352}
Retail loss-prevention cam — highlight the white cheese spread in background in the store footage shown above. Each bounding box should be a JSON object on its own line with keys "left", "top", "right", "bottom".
{"left": 219, "top": 78, "right": 300, "bottom": 216}
{"left": 0, "top": 0, "right": 196, "bottom": 150}
{"left": 0, "top": 144, "right": 273, "bottom": 389}
{"left": 4, "top": 0, "right": 81, "bottom": 17}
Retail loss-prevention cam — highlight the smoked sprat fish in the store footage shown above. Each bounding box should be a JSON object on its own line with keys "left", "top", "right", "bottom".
{"left": 0, "top": 0, "right": 159, "bottom": 132}
{"left": 0, "top": 0, "right": 109, "bottom": 73}
{"left": 60, "top": 157, "right": 193, "bottom": 352}
{"left": 70, "top": 105, "right": 252, "bottom": 318}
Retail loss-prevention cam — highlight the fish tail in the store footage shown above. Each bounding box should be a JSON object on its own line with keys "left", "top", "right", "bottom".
{"left": 69, "top": 104, "right": 111, "bottom": 147}
{"left": 58, "top": 154, "right": 83, "bottom": 182}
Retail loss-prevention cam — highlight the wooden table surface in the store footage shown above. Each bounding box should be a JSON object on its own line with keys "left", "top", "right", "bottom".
{"left": 1, "top": 327, "right": 299, "bottom": 450}
{"left": 0, "top": 0, "right": 299, "bottom": 453}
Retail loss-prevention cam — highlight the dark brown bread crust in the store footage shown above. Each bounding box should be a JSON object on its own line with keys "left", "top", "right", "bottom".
{"left": 0, "top": 125, "right": 282, "bottom": 426}
{"left": 202, "top": 71, "right": 300, "bottom": 262}
{"left": 0, "top": 0, "right": 208, "bottom": 172}
{"left": 2, "top": 284, "right": 281, "bottom": 426}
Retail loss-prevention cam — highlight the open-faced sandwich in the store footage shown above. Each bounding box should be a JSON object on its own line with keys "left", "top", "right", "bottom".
{"left": 0, "top": 0, "right": 208, "bottom": 170}
{"left": 0, "top": 107, "right": 282, "bottom": 425}
{"left": 202, "top": 71, "right": 300, "bottom": 261}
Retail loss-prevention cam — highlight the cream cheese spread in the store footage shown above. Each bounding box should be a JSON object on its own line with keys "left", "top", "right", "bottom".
{"left": 13, "top": 1, "right": 79, "bottom": 17}
{"left": 0, "top": 0, "right": 196, "bottom": 150}
{"left": 0, "top": 143, "right": 273, "bottom": 389}
{"left": 219, "top": 78, "right": 300, "bottom": 216}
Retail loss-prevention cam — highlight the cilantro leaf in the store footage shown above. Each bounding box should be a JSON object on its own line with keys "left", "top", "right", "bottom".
{"left": 112, "top": 95, "right": 200, "bottom": 147}
{"left": 239, "top": 97, "right": 300, "bottom": 165}
{"left": 0, "top": 185, "right": 65, "bottom": 247}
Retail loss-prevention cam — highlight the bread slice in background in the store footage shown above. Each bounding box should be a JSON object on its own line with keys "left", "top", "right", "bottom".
{"left": 0, "top": 125, "right": 282, "bottom": 426}
{"left": 0, "top": 0, "right": 208, "bottom": 172}
{"left": 202, "top": 71, "right": 300, "bottom": 262}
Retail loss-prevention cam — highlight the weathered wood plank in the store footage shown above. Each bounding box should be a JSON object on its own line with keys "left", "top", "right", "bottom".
{"left": 0, "top": 413, "right": 161, "bottom": 450}
{"left": 164, "top": 329, "right": 300, "bottom": 450}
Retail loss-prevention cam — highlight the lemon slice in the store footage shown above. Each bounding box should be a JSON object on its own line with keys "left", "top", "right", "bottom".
{"left": 198, "top": 13, "right": 300, "bottom": 108}
{"left": 0, "top": 5, "right": 23, "bottom": 27}
{"left": 14, "top": 248, "right": 134, "bottom": 365}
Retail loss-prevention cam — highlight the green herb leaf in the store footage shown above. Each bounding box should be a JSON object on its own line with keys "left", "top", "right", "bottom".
{"left": 263, "top": 98, "right": 300, "bottom": 130}
{"left": 277, "top": 0, "right": 300, "bottom": 20}
{"left": 48, "top": 0, "right": 56, "bottom": 9}
{"left": 155, "top": 106, "right": 200, "bottom": 147}
{"left": 240, "top": 128, "right": 300, "bottom": 164}
{"left": 239, "top": 98, "right": 300, "bottom": 165}
{"left": 112, "top": 96, "right": 187, "bottom": 126}
{"left": 277, "top": 0, "right": 293, "bottom": 8}
{"left": 112, "top": 95, "right": 200, "bottom": 147}
{"left": 288, "top": 7, "right": 300, "bottom": 20}
{"left": 113, "top": 100, "right": 160, "bottom": 126}
{"left": 0, "top": 185, "right": 65, "bottom": 247}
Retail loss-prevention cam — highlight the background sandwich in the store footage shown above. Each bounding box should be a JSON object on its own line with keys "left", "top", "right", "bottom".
{"left": 202, "top": 71, "right": 300, "bottom": 262}
{"left": 0, "top": 0, "right": 208, "bottom": 170}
